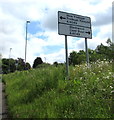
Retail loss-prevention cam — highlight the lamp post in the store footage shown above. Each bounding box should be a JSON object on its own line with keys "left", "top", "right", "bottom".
{"left": 44, "top": 57, "right": 46, "bottom": 63}
{"left": 25, "top": 20, "right": 30, "bottom": 64}
{"left": 9, "top": 48, "right": 12, "bottom": 73}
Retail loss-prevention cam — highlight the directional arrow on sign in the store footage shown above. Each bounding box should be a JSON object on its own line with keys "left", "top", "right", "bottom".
{"left": 85, "top": 31, "right": 91, "bottom": 34}
{"left": 60, "top": 16, "right": 66, "bottom": 20}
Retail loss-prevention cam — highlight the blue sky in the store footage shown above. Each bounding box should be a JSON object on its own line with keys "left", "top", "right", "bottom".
{"left": 28, "top": 21, "right": 44, "bottom": 35}
{"left": 0, "top": 0, "right": 112, "bottom": 65}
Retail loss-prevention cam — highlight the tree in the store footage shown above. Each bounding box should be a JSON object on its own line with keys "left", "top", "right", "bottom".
{"left": 25, "top": 62, "right": 31, "bottom": 70}
{"left": 53, "top": 61, "right": 58, "bottom": 67}
{"left": 33, "top": 57, "right": 43, "bottom": 68}
{"left": 77, "top": 50, "right": 86, "bottom": 64}
{"left": 2, "top": 58, "right": 9, "bottom": 74}
{"left": 69, "top": 50, "right": 86, "bottom": 65}
{"left": 95, "top": 39, "right": 114, "bottom": 61}
{"left": 106, "top": 38, "right": 112, "bottom": 46}
{"left": 106, "top": 38, "right": 114, "bottom": 60}
{"left": 17, "top": 58, "right": 25, "bottom": 71}
{"left": 2, "top": 58, "right": 16, "bottom": 74}
{"left": 69, "top": 51, "right": 78, "bottom": 66}
{"left": 9, "top": 58, "right": 16, "bottom": 72}
{"left": 2, "top": 58, "right": 31, "bottom": 74}
{"left": 69, "top": 38, "right": 113, "bottom": 65}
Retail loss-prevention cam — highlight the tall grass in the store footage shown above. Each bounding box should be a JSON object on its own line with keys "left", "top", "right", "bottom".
{"left": 3, "top": 61, "right": 114, "bottom": 118}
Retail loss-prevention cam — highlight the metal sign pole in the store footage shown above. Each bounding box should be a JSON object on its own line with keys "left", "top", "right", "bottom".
{"left": 85, "top": 38, "right": 89, "bottom": 66}
{"left": 65, "top": 35, "right": 69, "bottom": 79}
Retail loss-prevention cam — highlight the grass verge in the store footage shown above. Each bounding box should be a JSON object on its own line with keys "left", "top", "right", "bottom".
{"left": 3, "top": 61, "right": 114, "bottom": 118}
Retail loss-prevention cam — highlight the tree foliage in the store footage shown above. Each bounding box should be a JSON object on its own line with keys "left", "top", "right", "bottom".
{"left": 53, "top": 61, "right": 58, "bottom": 67}
{"left": 2, "top": 58, "right": 31, "bottom": 74}
{"left": 33, "top": 57, "right": 43, "bottom": 68}
{"left": 69, "top": 38, "right": 113, "bottom": 66}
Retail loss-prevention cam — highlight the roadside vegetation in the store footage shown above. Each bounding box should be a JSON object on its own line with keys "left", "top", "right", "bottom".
{"left": 2, "top": 38, "right": 114, "bottom": 74}
{"left": 2, "top": 60, "right": 113, "bottom": 118}
{"left": 2, "top": 38, "right": 114, "bottom": 118}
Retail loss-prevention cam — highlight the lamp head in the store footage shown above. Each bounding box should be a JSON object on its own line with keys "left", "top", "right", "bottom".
{"left": 26, "top": 21, "right": 30, "bottom": 23}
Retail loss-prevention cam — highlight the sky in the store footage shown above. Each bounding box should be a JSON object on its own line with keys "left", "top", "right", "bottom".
{"left": 0, "top": 0, "right": 113, "bottom": 66}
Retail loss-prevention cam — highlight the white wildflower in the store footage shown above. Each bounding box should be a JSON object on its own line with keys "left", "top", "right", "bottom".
{"left": 110, "top": 86, "right": 113, "bottom": 89}
{"left": 92, "top": 72, "right": 95, "bottom": 75}
{"left": 106, "top": 76, "right": 110, "bottom": 79}
{"left": 111, "top": 90, "right": 114, "bottom": 93}
{"left": 73, "top": 68, "right": 76, "bottom": 71}
{"left": 109, "top": 72, "right": 112, "bottom": 75}
{"left": 80, "top": 77, "right": 83, "bottom": 80}
{"left": 84, "top": 72, "right": 87, "bottom": 74}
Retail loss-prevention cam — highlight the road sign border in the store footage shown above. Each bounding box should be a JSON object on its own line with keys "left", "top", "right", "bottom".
{"left": 58, "top": 11, "right": 92, "bottom": 39}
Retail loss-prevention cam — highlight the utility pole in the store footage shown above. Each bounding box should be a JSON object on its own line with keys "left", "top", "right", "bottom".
{"left": 9, "top": 48, "right": 12, "bottom": 73}
{"left": 44, "top": 57, "right": 46, "bottom": 63}
{"left": 25, "top": 20, "right": 30, "bottom": 64}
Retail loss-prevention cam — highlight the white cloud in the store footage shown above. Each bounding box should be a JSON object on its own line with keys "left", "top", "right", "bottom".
{"left": 40, "top": 49, "right": 65, "bottom": 64}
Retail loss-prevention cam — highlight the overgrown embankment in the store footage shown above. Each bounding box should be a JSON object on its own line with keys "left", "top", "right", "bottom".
{"left": 2, "top": 61, "right": 114, "bottom": 118}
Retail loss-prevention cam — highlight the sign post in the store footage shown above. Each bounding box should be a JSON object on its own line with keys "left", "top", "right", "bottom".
{"left": 85, "top": 38, "right": 89, "bottom": 66}
{"left": 58, "top": 11, "right": 92, "bottom": 78}
{"left": 65, "top": 35, "right": 69, "bottom": 79}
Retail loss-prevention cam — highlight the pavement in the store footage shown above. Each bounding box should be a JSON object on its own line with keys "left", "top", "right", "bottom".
{"left": 0, "top": 82, "right": 2, "bottom": 119}
{"left": 0, "top": 82, "right": 8, "bottom": 119}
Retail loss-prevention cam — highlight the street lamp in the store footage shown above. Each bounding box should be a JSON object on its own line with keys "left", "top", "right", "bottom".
{"left": 44, "top": 57, "right": 46, "bottom": 63}
{"left": 9, "top": 48, "right": 12, "bottom": 72}
{"left": 25, "top": 20, "right": 30, "bottom": 64}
